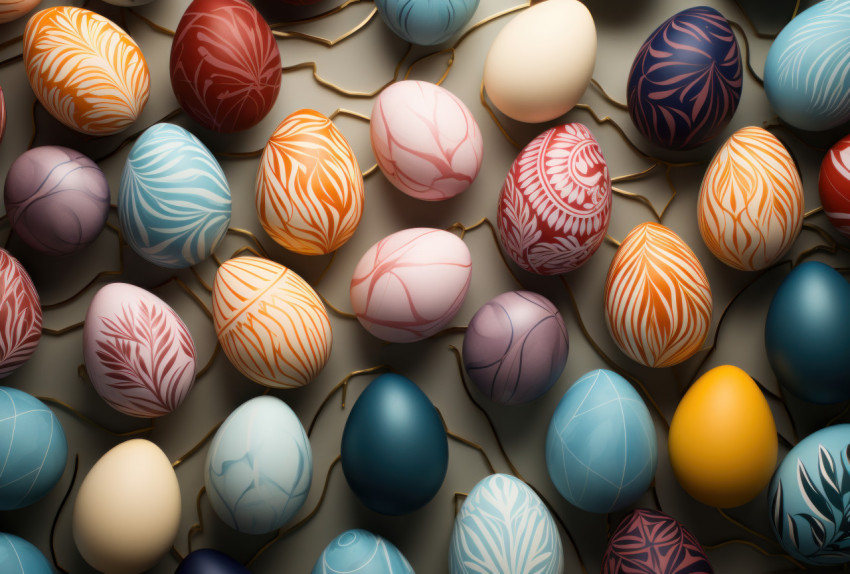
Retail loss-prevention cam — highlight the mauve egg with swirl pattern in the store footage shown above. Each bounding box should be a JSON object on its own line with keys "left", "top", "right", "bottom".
{"left": 463, "top": 291, "right": 568, "bottom": 405}
{"left": 4, "top": 146, "right": 109, "bottom": 256}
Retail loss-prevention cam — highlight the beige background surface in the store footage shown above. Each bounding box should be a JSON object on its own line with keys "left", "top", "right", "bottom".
{"left": 0, "top": 0, "right": 847, "bottom": 572}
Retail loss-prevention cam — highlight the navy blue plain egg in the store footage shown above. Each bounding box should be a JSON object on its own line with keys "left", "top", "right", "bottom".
{"left": 341, "top": 373, "right": 448, "bottom": 516}
{"left": 175, "top": 549, "right": 248, "bottom": 574}
{"left": 765, "top": 261, "right": 850, "bottom": 404}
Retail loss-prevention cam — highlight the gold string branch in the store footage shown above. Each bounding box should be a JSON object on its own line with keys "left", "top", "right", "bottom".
{"left": 796, "top": 223, "right": 850, "bottom": 265}
{"left": 328, "top": 108, "right": 371, "bottom": 122}
{"left": 196, "top": 343, "right": 221, "bottom": 380}
{"left": 0, "top": 34, "right": 21, "bottom": 51}
{"left": 804, "top": 206, "right": 824, "bottom": 219}
{"left": 307, "top": 365, "right": 393, "bottom": 436}
{"left": 450, "top": 216, "right": 525, "bottom": 288}
{"left": 438, "top": 407, "right": 497, "bottom": 475}
{"left": 38, "top": 396, "right": 154, "bottom": 437}
{"left": 190, "top": 265, "right": 214, "bottom": 293}
{"left": 94, "top": 108, "right": 183, "bottom": 163}
{"left": 229, "top": 245, "right": 264, "bottom": 259}
{"left": 170, "top": 546, "right": 185, "bottom": 562}
{"left": 605, "top": 234, "right": 621, "bottom": 247}
{"left": 611, "top": 163, "right": 661, "bottom": 184}
{"left": 151, "top": 276, "right": 213, "bottom": 319}
{"left": 590, "top": 78, "right": 629, "bottom": 111}
{"left": 272, "top": 8, "right": 378, "bottom": 47}
{"left": 27, "top": 99, "right": 39, "bottom": 149}
{"left": 480, "top": 80, "right": 522, "bottom": 150}
{"left": 42, "top": 321, "right": 85, "bottom": 337}
{"left": 172, "top": 421, "right": 223, "bottom": 469}
{"left": 315, "top": 251, "right": 338, "bottom": 286}
{"left": 703, "top": 539, "right": 805, "bottom": 570}
{"left": 211, "top": 252, "right": 223, "bottom": 267}
{"left": 751, "top": 376, "right": 800, "bottom": 446}
{"left": 50, "top": 454, "right": 79, "bottom": 574}
{"left": 453, "top": 492, "right": 468, "bottom": 515}
{"left": 728, "top": 21, "right": 765, "bottom": 86}
{"left": 612, "top": 186, "right": 663, "bottom": 222}
{"left": 270, "top": 0, "right": 372, "bottom": 27}
{"left": 318, "top": 293, "right": 358, "bottom": 319}
{"left": 226, "top": 227, "right": 270, "bottom": 258}
{"left": 716, "top": 507, "right": 779, "bottom": 547}
{"left": 127, "top": 8, "right": 176, "bottom": 36}
{"left": 186, "top": 486, "right": 207, "bottom": 554}
{"left": 362, "top": 163, "right": 379, "bottom": 178}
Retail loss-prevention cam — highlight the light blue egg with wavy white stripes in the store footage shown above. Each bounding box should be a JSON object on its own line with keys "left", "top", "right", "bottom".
{"left": 119, "top": 123, "right": 231, "bottom": 269}
{"left": 204, "top": 396, "right": 312, "bottom": 535}
{"left": 450, "top": 474, "right": 563, "bottom": 574}
{"left": 0, "top": 533, "right": 52, "bottom": 574}
{"left": 313, "top": 529, "right": 414, "bottom": 574}
{"left": 764, "top": 0, "right": 850, "bottom": 131}
{"left": 375, "top": 0, "right": 479, "bottom": 46}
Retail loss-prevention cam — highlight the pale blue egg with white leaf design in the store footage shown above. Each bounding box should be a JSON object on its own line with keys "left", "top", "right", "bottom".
{"left": 375, "top": 0, "right": 480, "bottom": 46}
{"left": 0, "top": 533, "right": 52, "bottom": 574}
{"left": 204, "top": 396, "right": 312, "bottom": 535}
{"left": 312, "top": 529, "right": 414, "bottom": 574}
{"left": 119, "top": 123, "right": 231, "bottom": 269}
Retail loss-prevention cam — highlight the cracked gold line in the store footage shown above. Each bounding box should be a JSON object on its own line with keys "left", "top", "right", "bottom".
{"left": 590, "top": 78, "right": 629, "bottom": 111}
{"left": 273, "top": 8, "right": 377, "bottom": 46}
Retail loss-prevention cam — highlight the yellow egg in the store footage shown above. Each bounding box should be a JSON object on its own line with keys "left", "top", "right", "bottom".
{"left": 668, "top": 365, "right": 778, "bottom": 508}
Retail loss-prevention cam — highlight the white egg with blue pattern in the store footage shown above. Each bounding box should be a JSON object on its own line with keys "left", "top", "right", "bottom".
{"left": 312, "top": 529, "right": 413, "bottom": 574}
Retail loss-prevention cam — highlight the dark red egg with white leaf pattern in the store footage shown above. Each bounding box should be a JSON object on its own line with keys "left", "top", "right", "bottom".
{"left": 497, "top": 122, "right": 611, "bottom": 276}
{"left": 170, "top": 0, "right": 282, "bottom": 133}
{"left": 819, "top": 134, "right": 850, "bottom": 239}
{"left": 0, "top": 86, "right": 6, "bottom": 144}
{"left": 603, "top": 509, "right": 714, "bottom": 573}
{"left": 0, "top": 249, "right": 42, "bottom": 378}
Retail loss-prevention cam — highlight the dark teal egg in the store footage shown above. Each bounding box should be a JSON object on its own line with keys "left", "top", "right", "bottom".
{"left": 175, "top": 549, "right": 248, "bottom": 574}
{"left": 341, "top": 373, "right": 448, "bottom": 515}
{"left": 765, "top": 262, "right": 850, "bottom": 404}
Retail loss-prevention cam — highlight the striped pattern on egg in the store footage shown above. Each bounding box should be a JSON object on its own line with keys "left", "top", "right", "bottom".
{"left": 605, "top": 223, "right": 712, "bottom": 368}
{"left": 213, "top": 257, "right": 332, "bottom": 389}
{"left": 0, "top": 249, "right": 42, "bottom": 378}
{"left": 819, "top": 134, "right": 850, "bottom": 239}
{"left": 256, "top": 109, "right": 364, "bottom": 255}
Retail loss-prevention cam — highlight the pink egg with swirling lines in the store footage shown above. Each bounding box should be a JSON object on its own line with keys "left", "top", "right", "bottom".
{"left": 371, "top": 81, "right": 483, "bottom": 201}
{"left": 350, "top": 228, "right": 472, "bottom": 342}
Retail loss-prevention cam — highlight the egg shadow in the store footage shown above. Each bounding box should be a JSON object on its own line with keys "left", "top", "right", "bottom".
{"left": 582, "top": 0, "right": 651, "bottom": 26}
{"left": 253, "top": 0, "right": 344, "bottom": 24}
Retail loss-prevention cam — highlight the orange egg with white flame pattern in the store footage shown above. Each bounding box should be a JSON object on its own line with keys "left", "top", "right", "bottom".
{"left": 213, "top": 257, "right": 332, "bottom": 389}
{"left": 605, "top": 223, "right": 712, "bottom": 368}
{"left": 698, "top": 126, "right": 803, "bottom": 271}
{"left": 256, "top": 109, "right": 365, "bottom": 255}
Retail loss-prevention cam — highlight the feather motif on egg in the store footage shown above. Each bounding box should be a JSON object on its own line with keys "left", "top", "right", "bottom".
{"left": 819, "top": 134, "right": 850, "bottom": 239}
{"left": 0, "top": 249, "right": 41, "bottom": 378}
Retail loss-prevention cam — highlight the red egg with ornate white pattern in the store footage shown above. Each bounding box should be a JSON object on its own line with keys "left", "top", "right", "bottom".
{"left": 497, "top": 123, "right": 611, "bottom": 275}
{"left": 819, "top": 134, "right": 850, "bottom": 239}
{"left": 0, "top": 249, "right": 42, "bottom": 378}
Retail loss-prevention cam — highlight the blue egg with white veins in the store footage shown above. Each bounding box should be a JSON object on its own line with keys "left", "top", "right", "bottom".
{"left": 312, "top": 529, "right": 414, "bottom": 574}
{"left": 0, "top": 533, "right": 52, "bottom": 574}
{"left": 375, "top": 0, "right": 480, "bottom": 46}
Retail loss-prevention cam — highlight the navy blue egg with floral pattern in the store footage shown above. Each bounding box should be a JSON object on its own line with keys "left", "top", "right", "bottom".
{"left": 627, "top": 6, "right": 742, "bottom": 150}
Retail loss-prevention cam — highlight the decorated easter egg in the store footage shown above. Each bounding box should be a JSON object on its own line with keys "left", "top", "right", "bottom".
{"left": 313, "top": 529, "right": 413, "bottom": 574}
{"left": 256, "top": 109, "right": 364, "bottom": 255}
{"left": 602, "top": 509, "right": 713, "bottom": 573}
{"left": 462, "top": 291, "right": 568, "bottom": 405}
{"left": 5, "top": 146, "right": 109, "bottom": 255}
{"left": 498, "top": 123, "right": 611, "bottom": 275}
{"left": 627, "top": 6, "right": 742, "bottom": 150}
{"left": 23, "top": 6, "right": 149, "bottom": 136}
{"left": 342, "top": 373, "right": 448, "bottom": 515}
{"left": 375, "top": 0, "right": 478, "bottom": 45}
{"left": 0, "top": 87, "right": 5, "bottom": 144}
{"left": 605, "top": 223, "right": 712, "bottom": 368}
{"left": 0, "top": 249, "right": 41, "bottom": 378}
{"left": 205, "top": 396, "right": 312, "bottom": 534}
{"left": 83, "top": 283, "right": 196, "bottom": 418}
{"left": 765, "top": 261, "right": 850, "bottom": 404}
{"left": 765, "top": 0, "right": 850, "bottom": 131}
{"left": 119, "top": 123, "right": 231, "bottom": 269}
{"left": 450, "top": 474, "right": 563, "bottom": 574}
{"left": 483, "top": 0, "right": 596, "bottom": 123}
{"left": 213, "top": 257, "right": 332, "bottom": 388}
{"left": 177, "top": 549, "right": 249, "bottom": 574}
{"left": 698, "top": 126, "right": 803, "bottom": 270}
{"left": 102, "top": 0, "right": 155, "bottom": 5}
{"left": 371, "top": 80, "right": 483, "bottom": 201}
{"left": 546, "top": 369, "right": 657, "bottom": 513}
{"left": 350, "top": 228, "right": 471, "bottom": 343}
{"left": 819, "top": 134, "right": 850, "bottom": 238}
{"left": 769, "top": 424, "right": 850, "bottom": 565}
{"left": 73, "top": 439, "right": 181, "bottom": 574}
{"left": 0, "top": 388, "right": 67, "bottom": 510}
{"left": 669, "top": 365, "right": 777, "bottom": 508}
{"left": 0, "top": 1, "right": 40, "bottom": 24}
{"left": 170, "top": 0, "right": 281, "bottom": 132}
{"left": 0, "top": 533, "right": 52, "bottom": 574}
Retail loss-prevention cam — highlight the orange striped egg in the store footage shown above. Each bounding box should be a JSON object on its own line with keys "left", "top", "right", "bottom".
{"left": 256, "top": 109, "right": 364, "bottom": 255}
{"left": 698, "top": 126, "right": 803, "bottom": 270}
{"left": 0, "top": 0, "right": 40, "bottom": 24}
{"left": 23, "top": 6, "right": 150, "bottom": 136}
{"left": 605, "top": 223, "right": 712, "bottom": 368}
{"left": 213, "top": 257, "right": 332, "bottom": 389}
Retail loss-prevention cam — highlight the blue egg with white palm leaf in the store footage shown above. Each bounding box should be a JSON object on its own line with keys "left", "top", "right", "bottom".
{"left": 119, "top": 123, "right": 231, "bottom": 269}
{"left": 375, "top": 0, "right": 480, "bottom": 46}
{"left": 769, "top": 424, "right": 850, "bottom": 565}
{"left": 0, "top": 533, "right": 52, "bottom": 574}
{"left": 312, "top": 529, "right": 414, "bottom": 574}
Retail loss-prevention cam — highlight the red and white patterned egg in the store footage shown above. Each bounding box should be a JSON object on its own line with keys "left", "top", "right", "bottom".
{"left": 83, "top": 283, "right": 196, "bottom": 418}
{"left": 0, "top": 0, "right": 40, "bottom": 24}
{"left": 819, "top": 133, "right": 850, "bottom": 239}
{"left": 498, "top": 123, "right": 611, "bottom": 275}
{"left": 213, "top": 257, "right": 332, "bottom": 388}
{"left": 0, "top": 86, "right": 5, "bottom": 145}
{"left": 0, "top": 249, "right": 42, "bottom": 378}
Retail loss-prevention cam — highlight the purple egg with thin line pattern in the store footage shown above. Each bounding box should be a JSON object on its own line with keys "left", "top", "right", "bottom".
{"left": 627, "top": 6, "right": 742, "bottom": 150}
{"left": 462, "top": 291, "right": 568, "bottom": 405}
{"left": 4, "top": 146, "right": 109, "bottom": 255}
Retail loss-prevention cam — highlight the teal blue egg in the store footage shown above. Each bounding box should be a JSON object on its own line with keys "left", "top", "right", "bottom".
{"left": 0, "top": 533, "right": 52, "bottom": 574}
{"left": 119, "top": 123, "right": 231, "bottom": 269}
{"left": 204, "top": 396, "right": 312, "bottom": 535}
{"left": 764, "top": 0, "right": 850, "bottom": 131}
{"left": 0, "top": 387, "right": 67, "bottom": 510}
{"left": 545, "top": 369, "right": 657, "bottom": 513}
{"left": 375, "top": 0, "right": 479, "bottom": 46}
{"left": 312, "top": 529, "right": 413, "bottom": 574}
{"left": 768, "top": 424, "right": 850, "bottom": 565}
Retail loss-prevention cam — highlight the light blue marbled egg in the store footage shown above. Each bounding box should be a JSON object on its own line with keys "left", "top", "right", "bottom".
{"left": 450, "top": 474, "right": 562, "bottom": 574}
{"left": 764, "top": 0, "right": 850, "bottom": 131}
{"left": 312, "top": 529, "right": 414, "bottom": 574}
{"left": 204, "top": 396, "right": 312, "bottom": 535}
{"left": 769, "top": 424, "right": 850, "bottom": 565}
{"left": 545, "top": 369, "right": 657, "bottom": 513}
{"left": 375, "top": 0, "right": 480, "bottom": 46}
{"left": 0, "top": 533, "right": 52, "bottom": 574}
{"left": 119, "top": 123, "right": 231, "bottom": 269}
{"left": 0, "top": 387, "right": 67, "bottom": 510}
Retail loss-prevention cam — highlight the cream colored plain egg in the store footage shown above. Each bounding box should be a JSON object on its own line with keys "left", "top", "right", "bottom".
{"left": 483, "top": 0, "right": 596, "bottom": 123}
{"left": 72, "top": 439, "right": 181, "bottom": 574}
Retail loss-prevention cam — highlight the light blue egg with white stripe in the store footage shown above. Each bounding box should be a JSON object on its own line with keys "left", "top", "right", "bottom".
{"left": 450, "top": 474, "right": 563, "bottom": 574}
{"left": 0, "top": 533, "right": 53, "bottom": 574}
{"left": 375, "top": 0, "right": 480, "bottom": 46}
{"left": 313, "top": 529, "right": 414, "bottom": 574}
{"left": 545, "top": 369, "right": 657, "bottom": 513}
{"left": 764, "top": 0, "right": 850, "bottom": 131}
{"left": 119, "top": 123, "right": 231, "bottom": 269}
